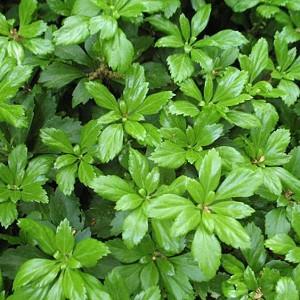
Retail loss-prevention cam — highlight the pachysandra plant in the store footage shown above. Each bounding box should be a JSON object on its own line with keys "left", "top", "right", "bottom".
{"left": 0, "top": 0, "right": 53, "bottom": 64}
{"left": 91, "top": 147, "right": 187, "bottom": 247}
{"left": 52, "top": 0, "right": 161, "bottom": 71}
{"left": 86, "top": 63, "right": 174, "bottom": 162}
{"left": 169, "top": 66, "right": 261, "bottom": 129}
{"left": 107, "top": 234, "right": 204, "bottom": 299}
{"left": 8, "top": 218, "right": 110, "bottom": 300}
{"left": 271, "top": 33, "right": 300, "bottom": 106}
{"left": 148, "top": 4, "right": 248, "bottom": 82}
{"left": 1, "top": 0, "right": 300, "bottom": 299}
{"left": 41, "top": 120, "right": 101, "bottom": 195}
{"left": 234, "top": 101, "right": 300, "bottom": 196}
{"left": 148, "top": 149, "right": 260, "bottom": 280}
{"left": 0, "top": 56, "right": 32, "bottom": 127}
{"left": 0, "top": 144, "right": 52, "bottom": 228}
{"left": 150, "top": 113, "right": 223, "bottom": 168}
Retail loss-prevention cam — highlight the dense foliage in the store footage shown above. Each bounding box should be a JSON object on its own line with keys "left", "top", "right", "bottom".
{"left": 1, "top": 0, "right": 300, "bottom": 299}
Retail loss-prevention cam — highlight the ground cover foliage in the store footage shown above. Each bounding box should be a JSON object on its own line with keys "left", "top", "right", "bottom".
{"left": 1, "top": 0, "right": 300, "bottom": 299}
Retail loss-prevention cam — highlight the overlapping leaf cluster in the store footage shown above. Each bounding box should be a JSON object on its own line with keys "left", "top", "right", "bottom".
{"left": 1, "top": 0, "right": 300, "bottom": 299}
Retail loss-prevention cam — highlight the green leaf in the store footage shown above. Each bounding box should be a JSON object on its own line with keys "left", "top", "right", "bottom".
{"left": 168, "top": 101, "right": 200, "bottom": 117}
{"left": 78, "top": 161, "right": 95, "bottom": 186}
{"left": 136, "top": 91, "right": 174, "bottom": 115}
{"left": 150, "top": 141, "right": 186, "bottom": 168}
{"left": 83, "top": 273, "right": 111, "bottom": 300}
{"left": 39, "top": 62, "right": 84, "bottom": 89}
{"left": 239, "top": 37, "right": 268, "bottom": 82}
{"left": 0, "top": 202, "right": 17, "bottom": 228}
{"left": 275, "top": 277, "right": 299, "bottom": 300}
{"left": 118, "top": 0, "right": 144, "bottom": 17}
{"left": 225, "top": 0, "right": 259, "bottom": 12}
{"left": 46, "top": 273, "right": 64, "bottom": 300}
{"left": 155, "top": 35, "right": 184, "bottom": 48}
{"left": 222, "top": 254, "right": 244, "bottom": 275}
{"left": 72, "top": 0, "right": 100, "bottom": 17}
{"left": 264, "top": 129, "right": 290, "bottom": 165}
{"left": 261, "top": 168, "right": 282, "bottom": 196}
{"left": 0, "top": 104, "right": 27, "bottom": 128}
{"left": 288, "top": 56, "right": 300, "bottom": 80}
{"left": 179, "top": 14, "right": 190, "bottom": 42}
{"left": 91, "top": 175, "right": 135, "bottom": 201}
{"left": 212, "top": 68, "right": 248, "bottom": 104}
{"left": 179, "top": 78, "right": 202, "bottom": 101}
{"left": 286, "top": 146, "right": 300, "bottom": 179}
{"left": 147, "top": 15, "right": 181, "bottom": 37}
{"left": 152, "top": 219, "right": 185, "bottom": 253}
{"left": 198, "top": 149, "right": 221, "bottom": 198}
{"left": 265, "top": 208, "right": 290, "bottom": 237}
{"left": 167, "top": 53, "right": 194, "bottom": 82}
{"left": 242, "top": 223, "right": 267, "bottom": 272}
{"left": 278, "top": 79, "right": 299, "bottom": 106}
{"left": 116, "top": 194, "right": 143, "bottom": 211}
{"left": 89, "top": 15, "right": 117, "bottom": 38}
{"left": 134, "top": 286, "right": 161, "bottom": 300}
{"left": 145, "top": 167, "right": 160, "bottom": 195}
{"left": 210, "top": 201, "right": 254, "bottom": 219}
{"left": 213, "top": 215, "right": 250, "bottom": 249}
{"left": 123, "top": 64, "right": 148, "bottom": 113}
{"left": 19, "top": 21, "right": 47, "bottom": 38}
{"left": 73, "top": 238, "right": 109, "bottom": 267}
{"left": 291, "top": 209, "right": 300, "bottom": 239}
{"left": 22, "top": 38, "right": 54, "bottom": 55}
{"left": 140, "top": 262, "right": 159, "bottom": 289}
{"left": 195, "top": 123, "right": 223, "bottom": 146}
{"left": 22, "top": 155, "right": 52, "bottom": 184}
{"left": 0, "top": 13, "right": 10, "bottom": 36}
{"left": 53, "top": 16, "right": 90, "bottom": 45}
{"left": 265, "top": 234, "right": 296, "bottom": 255}
{"left": 123, "top": 207, "right": 148, "bottom": 247}
{"left": 21, "top": 184, "right": 48, "bottom": 203}
{"left": 47, "top": 0, "right": 74, "bottom": 16}
{"left": 55, "top": 219, "right": 74, "bottom": 255}
{"left": 8, "top": 144, "right": 27, "bottom": 179}
{"left": 72, "top": 79, "right": 91, "bottom": 107}
{"left": 216, "top": 168, "right": 261, "bottom": 200}
{"left": 85, "top": 81, "right": 119, "bottom": 111}
{"left": 128, "top": 148, "right": 149, "bottom": 189}
{"left": 124, "top": 120, "right": 147, "bottom": 141}
{"left": 191, "top": 48, "right": 214, "bottom": 71}
{"left": 13, "top": 258, "right": 59, "bottom": 289}
{"left": 286, "top": 248, "right": 300, "bottom": 263}
{"left": 226, "top": 110, "right": 261, "bottom": 129}
{"left": 195, "top": 30, "right": 248, "bottom": 49}
{"left": 171, "top": 207, "right": 200, "bottom": 236}
{"left": 192, "top": 224, "right": 221, "bottom": 280}
{"left": 54, "top": 154, "right": 77, "bottom": 169}
{"left": 62, "top": 268, "right": 87, "bottom": 299}
{"left": 0, "top": 64, "right": 32, "bottom": 101}
{"left": 56, "top": 163, "right": 78, "bottom": 195}
{"left": 191, "top": 4, "right": 211, "bottom": 37}
{"left": 18, "top": 218, "right": 56, "bottom": 255}
{"left": 19, "top": 0, "right": 37, "bottom": 26}
{"left": 148, "top": 194, "right": 193, "bottom": 219}
{"left": 80, "top": 119, "right": 100, "bottom": 151}
{"left": 102, "top": 29, "right": 134, "bottom": 71}
{"left": 98, "top": 124, "right": 124, "bottom": 162}
{"left": 7, "top": 41, "right": 24, "bottom": 65}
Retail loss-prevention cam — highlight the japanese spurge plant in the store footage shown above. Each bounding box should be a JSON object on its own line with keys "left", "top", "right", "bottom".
{"left": 148, "top": 149, "right": 260, "bottom": 280}
{"left": 0, "top": 145, "right": 52, "bottom": 228}
{"left": 9, "top": 218, "right": 110, "bottom": 300}
{"left": 1, "top": 0, "right": 300, "bottom": 299}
